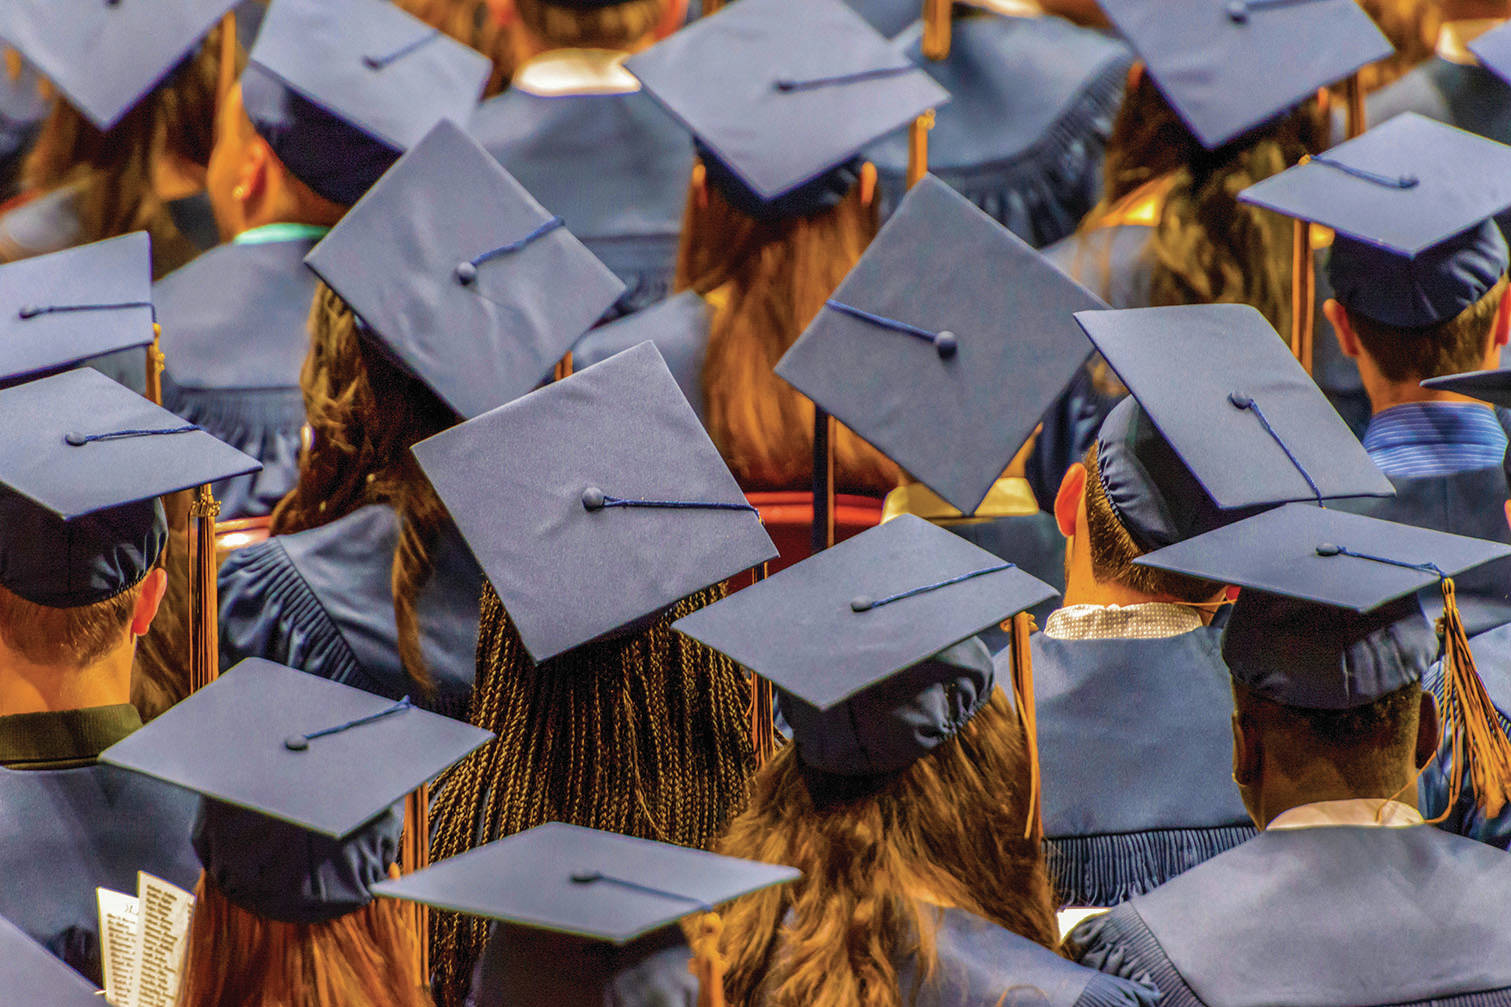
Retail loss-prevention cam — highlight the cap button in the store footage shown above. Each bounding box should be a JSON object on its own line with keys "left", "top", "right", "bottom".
{"left": 1227, "top": 392, "right": 1253, "bottom": 409}
{"left": 581, "top": 486, "right": 606, "bottom": 511}
{"left": 934, "top": 331, "right": 958, "bottom": 359}
{"left": 570, "top": 870, "right": 602, "bottom": 884}
{"left": 17, "top": 305, "right": 40, "bottom": 319}
{"left": 1315, "top": 543, "right": 1341, "bottom": 557}
{"left": 454, "top": 261, "right": 478, "bottom": 286}
{"left": 1226, "top": 1, "right": 1249, "bottom": 22}
{"left": 283, "top": 735, "right": 311, "bottom": 751}
{"left": 850, "top": 595, "right": 875, "bottom": 613}
{"left": 64, "top": 432, "right": 89, "bottom": 446}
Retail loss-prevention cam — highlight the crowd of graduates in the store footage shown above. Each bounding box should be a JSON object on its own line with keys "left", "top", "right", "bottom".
{"left": 6, "top": 0, "right": 1511, "bottom": 1005}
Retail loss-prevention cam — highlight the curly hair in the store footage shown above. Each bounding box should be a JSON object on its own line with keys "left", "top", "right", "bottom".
{"left": 270, "top": 283, "right": 460, "bottom": 693}
{"left": 426, "top": 582, "right": 755, "bottom": 1006}
{"left": 676, "top": 173, "right": 901, "bottom": 496}
{"left": 712, "top": 689, "right": 1057, "bottom": 1007}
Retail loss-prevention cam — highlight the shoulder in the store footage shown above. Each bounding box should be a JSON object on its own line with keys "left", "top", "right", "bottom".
{"left": 1067, "top": 905, "right": 1202, "bottom": 1007}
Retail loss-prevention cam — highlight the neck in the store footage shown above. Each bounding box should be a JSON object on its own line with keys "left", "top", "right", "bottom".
{"left": 1254, "top": 777, "right": 1420, "bottom": 829}
{"left": 1441, "top": 1, "right": 1509, "bottom": 21}
{"left": 1367, "top": 386, "right": 1495, "bottom": 416}
{"left": 0, "top": 642, "right": 134, "bottom": 716}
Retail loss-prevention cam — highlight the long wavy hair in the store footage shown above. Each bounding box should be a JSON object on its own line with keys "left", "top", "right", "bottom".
{"left": 1076, "top": 71, "right": 1328, "bottom": 336}
{"left": 426, "top": 582, "right": 756, "bottom": 1007}
{"left": 675, "top": 175, "right": 902, "bottom": 496}
{"left": 270, "top": 283, "right": 460, "bottom": 692}
{"left": 714, "top": 689, "right": 1058, "bottom": 1007}
{"left": 175, "top": 873, "right": 433, "bottom": 1007}
{"left": 19, "top": 20, "right": 235, "bottom": 277}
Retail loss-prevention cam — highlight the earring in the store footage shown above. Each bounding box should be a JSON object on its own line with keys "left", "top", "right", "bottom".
{"left": 232, "top": 184, "right": 248, "bottom": 201}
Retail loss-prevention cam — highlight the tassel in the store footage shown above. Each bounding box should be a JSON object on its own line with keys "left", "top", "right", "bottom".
{"left": 1435, "top": 578, "right": 1511, "bottom": 818}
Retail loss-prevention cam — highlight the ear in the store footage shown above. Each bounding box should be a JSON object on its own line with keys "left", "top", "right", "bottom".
{"left": 1416, "top": 690, "right": 1442, "bottom": 771}
{"left": 859, "top": 161, "right": 876, "bottom": 209}
{"left": 1232, "top": 708, "right": 1262, "bottom": 789}
{"left": 691, "top": 160, "right": 708, "bottom": 211}
{"left": 1504, "top": 500, "right": 1511, "bottom": 537}
{"left": 656, "top": 0, "right": 689, "bottom": 38}
{"left": 1494, "top": 282, "right": 1511, "bottom": 351}
{"left": 130, "top": 568, "right": 168, "bottom": 639}
{"left": 1323, "top": 299, "right": 1361, "bottom": 360}
{"left": 1054, "top": 463, "right": 1086, "bottom": 540}
{"left": 236, "top": 138, "right": 272, "bottom": 209}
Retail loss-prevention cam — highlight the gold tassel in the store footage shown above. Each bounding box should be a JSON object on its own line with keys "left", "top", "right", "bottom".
{"left": 689, "top": 912, "right": 728, "bottom": 1007}
{"left": 1436, "top": 578, "right": 1511, "bottom": 818}
{"left": 1008, "top": 612, "right": 1042, "bottom": 843}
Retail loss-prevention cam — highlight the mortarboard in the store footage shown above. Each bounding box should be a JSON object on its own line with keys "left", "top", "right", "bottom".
{"left": 1421, "top": 368, "right": 1511, "bottom": 407}
{"left": 0, "top": 0, "right": 238, "bottom": 131}
{"left": 571, "top": 291, "right": 713, "bottom": 423}
{"left": 0, "top": 233, "right": 155, "bottom": 385}
{"left": 1095, "top": 0, "right": 1392, "bottom": 150}
{"left": 0, "top": 368, "right": 259, "bottom": 607}
{"left": 776, "top": 174, "right": 1101, "bottom": 516}
{"left": 0, "top": 912, "right": 101, "bottom": 1006}
{"left": 412, "top": 341, "right": 775, "bottom": 663}
{"left": 1469, "top": 20, "right": 1511, "bottom": 88}
{"left": 673, "top": 513, "right": 1056, "bottom": 774}
{"left": 242, "top": 0, "right": 491, "bottom": 206}
{"left": 1239, "top": 113, "right": 1511, "bottom": 328}
{"left": 101, "top": 657, "right": 492, "bottom": 839}
{"left": 1075, "top": 303, "right": 1394, "bottom": 549}
{"left": 373, "top": 823, "right": 800, "bottom": 944}
{"left": 1136, "top": 502, "right": 1511, "bottom": 817}
{"left": 625, "top": 0, "right": 948, "bottom": 221}
{"left": 305, "top": 119, "right": 625, "bottom": 420}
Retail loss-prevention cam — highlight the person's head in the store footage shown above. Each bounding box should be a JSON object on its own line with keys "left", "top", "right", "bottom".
{"left": 205, "top": 81, "right": 347, "bottom": 243}
{"left": 508, "top": 0, "right": 681, "bottom": 58}
{"left": 426, "top": 582, "right": 756, "bottom": 1005}
{"left": 0, "top": 569, "right": 165, "bottom": 670}
{"left": 715, "top": 683, "right": 1056, "bottom": 1007}
{"left": 394, "top": 0, "right": 519, "bottom": 97}
{"left": 1350, "top": 0, "right": 1442, "bottom": 93}
{"left": 271, "top": 282, "right": 460, "bottom": 691}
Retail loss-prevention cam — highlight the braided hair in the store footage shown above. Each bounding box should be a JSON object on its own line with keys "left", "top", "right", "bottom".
{"left": 427, "top": 582, "right": 756, "bottom": 1006}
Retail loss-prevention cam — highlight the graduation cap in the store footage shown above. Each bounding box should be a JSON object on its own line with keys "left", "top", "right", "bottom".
{"left": 776, "top": 175, "right": 1101, "bottom": 516}
{"left": 242, "top": 0, "right": 492, "bottom": 206}
{"left": 0, "top": 368, "right": 259, "bottom": 607}
{"left": 673, "top": 513, "right": 1055, "bottom": 775}
{"left": 625, "top": 0, "right": 948, "bottom": 221}
{"left": 1469, "top": 20, "right": 1511, "bottom": 88}
{"left": 0, "top": 233, "right": 155, "bottom": 385}
{"left": 1075, "top": 303, "right": 1394, "bottom": 550}
{"left": 305, "top": 119, "right": 625, "bottom": 420}
{"left": 1239, "top": 113, "right": 1511, "bottom": 328}
{"left": 1095, "top": 0, "right": 1391, "bottom": 150}
{"left": 1421, "top": 368, "right": 1511, "bottom": 407}
{"left": 0, "top": 912, "right": 101, "bottom": 1006}
{"left": 1138, "top": 502, "right": 1511, "bottom": 814}
{"left": 412, "top": 342, "right": 775, "bottom": 663}
{"left": 374, "top": 823, "right": 799, "bottom": 943}
{"left": 0, "top": 0, "right": 237, "bottom": 130}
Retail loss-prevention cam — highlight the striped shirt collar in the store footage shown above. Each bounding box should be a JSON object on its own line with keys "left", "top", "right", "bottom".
{"left": 1362, "top": 402, "right": 1508, "bottom": 479}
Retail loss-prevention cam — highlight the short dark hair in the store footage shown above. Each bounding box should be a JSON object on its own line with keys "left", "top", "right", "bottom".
{"left": 514, "top": 0, "right": 666, "bottom": 50}
{"left": 1081, "top": 445, "right": 1224, "bottom": 603}
{"left": 1346, "top": 274, "right": 1509, "bottom": 383}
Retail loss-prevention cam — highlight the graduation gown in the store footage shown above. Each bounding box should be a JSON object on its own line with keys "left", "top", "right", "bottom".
{"left": 156, "top": 235, "right": 321, "bottom": 520}
{"left": 471, "top": 84, "right": 693, "bottom": 320}
{"left": 1069, "top": 825, "right": 1511, "bottom": 1007}
{"left": 866, "top": 13, "right": 1130, "bottom": 248}
{"left": 218, "top": 503, "right": 484, "bottom": 719}
{"left": 0, "top": 184, "right": 210, "bottom": 279}
{"left": 1034, "top": 629, "right": 1256, "bottom": 907}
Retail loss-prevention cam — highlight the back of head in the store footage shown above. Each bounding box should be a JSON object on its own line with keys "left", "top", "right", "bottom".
{"left": 513, "top": 0, "right": 667, "bottom": 51}
{"left": 1353, "top": 0, "right": 1442, "bottom": 92}
{"left": 393, "top": 0, "right": 516, "bottom": 96}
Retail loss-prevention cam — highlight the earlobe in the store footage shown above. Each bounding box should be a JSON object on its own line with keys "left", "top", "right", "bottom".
{"left": 1054, "top": 463, "right": 1087, "bottom": 540}
{"left": 130, "top": 568, "right": 168, "bottom": 638}
{"left": 1495, "top": 286, "right": 1511, "bottom": 350}
{"left": 1232, "top": 712, "right": 1260, "bottom": 788}
{"left": 1323, "top": 300, "right": 1360, "bottom": 360}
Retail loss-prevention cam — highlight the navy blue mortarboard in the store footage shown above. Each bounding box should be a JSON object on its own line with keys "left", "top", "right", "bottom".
{"left": 0, "top": 912, "right": 100, "bottom": 1006}
{"left": 1076, "top": 304, "right": 1394, "bottom": 550}
{"left": 625, "top": 0, "right": 948, "bottom": 221}
{"left": 0, "top": 368, "right": 259, "bottom": 607}
{"left": 0, "top": 0, "right": 238, "bottom": 130}
{"left": 413, "top": 342, "right": 775, "bottom": 663}
{"left": 1469, "top": 20, "right": 1511, "bottom": 88}
{"left": 571, "top": 292, "right": 712, "bottom": 422}
{"left": 242, "top": 0, "right": 491, "bottom": 206}
{"left": 0, "top": 233, "right": 155, "bottom": 385}
{"left": 1136, "top": 503, "right": 1511, "bottom": 707}
{"left": 673, "top": 514, "right": 1056, "bottom": 775}
{"left": 374, "top": 823, "right": 800, "bottom": 943}
{"left": 1421, "top": 368, "right": 1511, "bottom": 407}
{"left": 306, "top": 120, "right": 625, "bottom": 419}
{"left": 1239, "top": 113, "right": 1511, "bottom": 328}
{"left": 776, "top": 175, "right": 1101, "bottom": 516}
{"left": 1096, "top": 0, "right": 1391, "bottom": 150}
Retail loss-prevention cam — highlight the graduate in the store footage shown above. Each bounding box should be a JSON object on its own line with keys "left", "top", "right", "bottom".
{"left": 1030, "top": 303, "right": 1393, "bottom": 908}
{"left": 0, "top": 1, "right": 241, "bottom": 276}
{"left": 0, "top": 368, "right": 258, "bottom": 985}
{"left": 412, "top": 342, "right": 776, "bottom": 1005}
{"left": 1243, "top": 113, "right": 1511, "bottom": 637}
{"left": 864, "top": 0, "right": 1132, "bottom": 247}
{"left": 470, "top": 0, "right": 694, "bottom": 319}
{"left": 622, "top": 0, "right": 947, "bottom": 495}
{"left": 673, "top": 515, "right": 1159, "bottom": 1007}
{"left": 376, "top": 823, "right": 799, "bottom": 1006}
{"left": 1070, "top": 504, "right": 1511, "bottom": 1007}
{"left": 217, "top": 120, "right": 624, "bottom": 717}
{"left": 99, "top": 659, "right": 491, "bottom": 1006}
{"left": 158, "top": 0, "right": 492, "bottom": 521}
{"left": 397, "top": 0, "right": 517, "bottom": 97}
